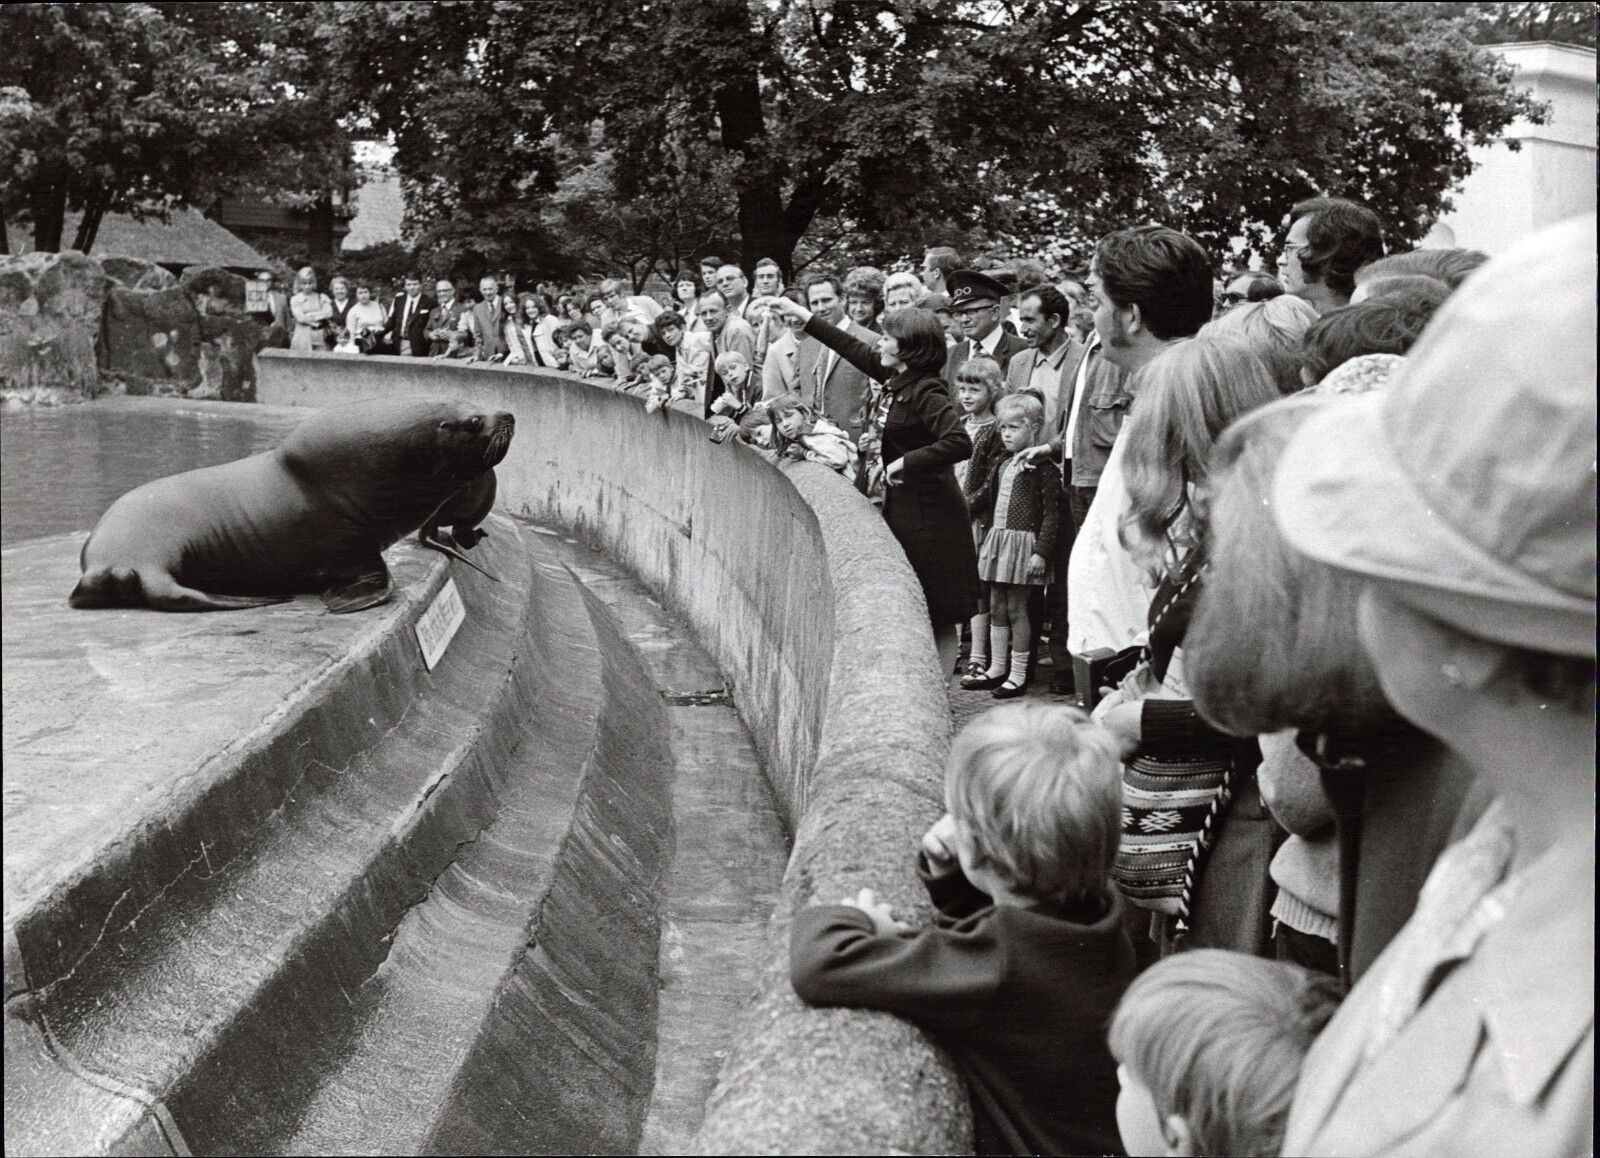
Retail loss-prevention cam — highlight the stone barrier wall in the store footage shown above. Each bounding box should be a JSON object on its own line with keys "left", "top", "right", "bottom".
{"left": 256, "top": 351, "right": 973, "bottom": 1155}
{"left": 0, "top": 251, "right": 261, "bottom": 404}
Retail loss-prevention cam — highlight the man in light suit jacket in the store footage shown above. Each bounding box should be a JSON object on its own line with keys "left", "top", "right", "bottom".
{"left": 786, "top": 274, "right": 875, "bottom": 441}
{"left": 459, "top": 276, "right": 508, "bottom": 362}
{"left": 384, "top": 274, "right": 436, "bottom": 356}
{"left": 1005, "top": 285, "right": 1083, "bottom": 435}
{"left": 943, "top": 269, "right": 1028, "bottom": 382}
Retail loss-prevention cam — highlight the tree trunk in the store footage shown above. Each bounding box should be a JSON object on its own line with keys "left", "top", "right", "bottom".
{"left": 308, "top": 193, "right": 336, "bottom": 256}
{"left": 71, "top": 189, "right": 108, "bottom": 253}
{"left": 29, "top": 175, "right": 67, "bottom": 252}
{"left": 711, "top": 53, "right": 791, "bottom": 276}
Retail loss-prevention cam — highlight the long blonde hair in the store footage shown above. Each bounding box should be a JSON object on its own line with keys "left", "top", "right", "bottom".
{"left": 1117, "top": 335, "right": 1279, "bottom": 575}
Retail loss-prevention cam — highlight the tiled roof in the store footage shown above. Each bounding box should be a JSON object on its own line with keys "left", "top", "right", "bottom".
{"left": 10, "top": 208, "right": 272, "bottom": 270}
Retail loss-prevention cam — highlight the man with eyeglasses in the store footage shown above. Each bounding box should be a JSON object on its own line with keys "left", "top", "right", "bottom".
{"left": 942, "top": 269, "right": 1028, "bottom": 381}
{"left": 1277, "top": 197, "right": 1385, "bottom": 315}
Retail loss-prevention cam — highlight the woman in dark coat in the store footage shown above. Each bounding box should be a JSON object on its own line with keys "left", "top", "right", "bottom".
{"left": 767, "top": 296, "right": 979, "bottom": 672}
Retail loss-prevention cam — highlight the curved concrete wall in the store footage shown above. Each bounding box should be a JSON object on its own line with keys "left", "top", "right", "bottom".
{"left": 257, "top": 351, "right": 972, "bottom": 1154}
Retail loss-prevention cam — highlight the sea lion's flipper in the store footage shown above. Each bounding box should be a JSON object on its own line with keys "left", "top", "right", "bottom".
{"left": 321, "top": 564, "right": 393, "bottom": 614}
{"left": 418, "top": 527, "right": 500, "bottom": 583}
{"left": 71, "top": 566, "right": 289, "bottom": 612}
{"left": 451, "top": 524, "right": 487, "bottom": 550}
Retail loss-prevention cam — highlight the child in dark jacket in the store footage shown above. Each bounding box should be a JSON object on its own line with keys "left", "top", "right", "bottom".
{"left": 961, "top": 392, "right": 1059, "bottom": 698}
{"left": 791, "top": 702, "right": 1136, "bottom": 1157}
{"left": 955, "top": 355, "right": 1006, "bottom": 678}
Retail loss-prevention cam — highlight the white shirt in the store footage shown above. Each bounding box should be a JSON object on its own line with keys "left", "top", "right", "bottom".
{"left": 977, "top": 324, "right": 1005, "bottom": 358}
{"left": 1066, "top": 435, "right": 1154, "bottom": 655}
{"left": 1062, "top": 335, "right": 1098, "bottom": 464}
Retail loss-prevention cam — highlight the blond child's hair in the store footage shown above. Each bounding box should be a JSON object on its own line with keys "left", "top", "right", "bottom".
{"left": 954, "top": 353, "right": 1005, "bottom": 408}
{"left": 1108, "top": 950, "right": 1342, "bottom": 1158}
{"left": 945, "top": 702, "right": 1121, "bottom": 905}
{"left": 994, "top": 390, "right": 1044, "bottom": 432}
{"left": 714, "top": 350, "right": 750, "bottom": 378}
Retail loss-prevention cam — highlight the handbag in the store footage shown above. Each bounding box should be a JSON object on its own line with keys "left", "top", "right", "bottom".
{"left": 1106, "top": 547, "right": 1232, "bottom": 933}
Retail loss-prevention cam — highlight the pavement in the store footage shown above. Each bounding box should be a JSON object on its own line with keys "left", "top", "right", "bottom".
{"left": 946, "top": 648, "right": 1081, "bottom": 733}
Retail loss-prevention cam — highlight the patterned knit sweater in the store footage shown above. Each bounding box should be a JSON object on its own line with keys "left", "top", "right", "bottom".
{"left": 960, "top": 419, "right": 1003, "bottom": 511}
{"left": 967, "top": 450, "right": 1060, "bottom": 560}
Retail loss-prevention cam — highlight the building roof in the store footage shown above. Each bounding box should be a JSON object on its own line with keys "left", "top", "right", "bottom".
{"left": 10, "top": 207, "right": 273, "bottom": 271}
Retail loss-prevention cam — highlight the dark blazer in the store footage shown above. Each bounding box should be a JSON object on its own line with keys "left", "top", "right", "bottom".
{"left": 386, "top": 293, "right": 437, "bottom": 356}
{"left": 944, "top": 326, "right": 1028, "bottom": 382}
{"left": 805, "top": 315, "right": 979, "bottom": 627}
{"left": 791, "top": 855, "right": 1135, "bottom": 1157}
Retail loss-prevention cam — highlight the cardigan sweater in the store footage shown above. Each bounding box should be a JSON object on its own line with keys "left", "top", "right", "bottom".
{"left": 791, "top": 856, "right": 1134, "bottom": 1157}
{"left": 967, "top": 451, "right": 1060, "bottom": 561}
{"left": 961, "top": 419, "right": 1004, "bottom": 509}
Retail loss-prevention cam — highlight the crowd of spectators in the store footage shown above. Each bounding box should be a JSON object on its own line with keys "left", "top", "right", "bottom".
{"left": 784, "top": 205, "right": 1593, "bottom": 1158}
{"left": 276, "top": 200, "right": 1594, "bottom": 1157}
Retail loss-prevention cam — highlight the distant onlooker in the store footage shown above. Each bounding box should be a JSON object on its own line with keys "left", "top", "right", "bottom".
{"left": 385, "top": 274, "right": 435, "bottom": 356}
{"left": 699, "top": 254, "right": 723, "bottom": 293}
{"left": 753, "top": 257, "right": 785, "bottom": 300}
{"left": 652, "top": 310, "right": 711, "bottom": 403}
{"left": 672, "top": 274, "right": 702, "bottom": 331}
{"left": 1299, "top": 281, "right": 1450, "bottom": 385}
{"left": 844, "top": 266, "right": 886, "bottom": 331}
{"left": 1353, "top": 246, "right": 1488, "bottom": 294}
{"left": 883, "top": 270, "right": 928, "bottom": 313}
{"left": 1216, "top": 270, "right": 1284, "bottom": 313}
{"left": 920, "top": 244, "right": 963, "bottom": 295}
{"left": 791, "top": 701, "right": 1136, "bottom": 1157}
{"left": 1110, "top": 950, "right": 1341, "bottom": 1158}
{"left": 428, "top": 280, "right": 469, "bottom": 358}
{"left": 461, "top": 276, "right": 509, "bottom": 362}
{"left": 288, "top": 266, "right": 335, "bottom": 351}
{"left": 344, "top": 284, "right": 388, "bottom": 353}
{"left": 1277, "top": 197, "right": 1385, "bottom": 315}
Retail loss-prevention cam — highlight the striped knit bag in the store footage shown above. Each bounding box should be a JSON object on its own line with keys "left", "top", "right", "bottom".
{"left": 1113, "top": 755, "right": 1231, "bottom": 917}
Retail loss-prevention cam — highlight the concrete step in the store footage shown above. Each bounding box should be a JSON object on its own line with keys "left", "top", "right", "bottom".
{"left": 4, "top": 521, "right": 542, "bottom": 1156}
{"left": 4, "top": 527, "right": 789, "bottom": 1157}
{"left": 235, "top": 543, "right": 676, "bottom": 1156}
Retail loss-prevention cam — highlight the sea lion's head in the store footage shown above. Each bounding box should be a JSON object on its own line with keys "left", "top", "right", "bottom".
{"left": 280, "top": 396, "right": 516, "bottom": 524}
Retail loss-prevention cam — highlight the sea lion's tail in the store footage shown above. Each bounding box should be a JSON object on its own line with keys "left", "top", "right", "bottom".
{"left": 69, "top": 566, "right": 141, "bottom": 608}
{"left": 70, "top": 566, "right": 292, "bottom": 612}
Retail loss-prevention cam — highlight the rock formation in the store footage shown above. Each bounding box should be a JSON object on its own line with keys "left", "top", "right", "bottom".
{"left": 1, "top": 251, "right": 266, "bottom": 404}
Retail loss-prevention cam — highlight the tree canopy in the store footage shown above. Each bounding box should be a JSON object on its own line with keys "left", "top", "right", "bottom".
{"left": 2, "top": 2, "right": 347, "bottom": 254}
{"left": 10, "top": 1, "right": 1546, "bottom": 277}
{"left": 307, "top": 0, "right": 1539, "bottom": 279}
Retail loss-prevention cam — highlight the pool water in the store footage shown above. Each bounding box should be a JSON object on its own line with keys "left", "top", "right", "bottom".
{"left": 1, "top": 401, "right": 304, "bottom": 547}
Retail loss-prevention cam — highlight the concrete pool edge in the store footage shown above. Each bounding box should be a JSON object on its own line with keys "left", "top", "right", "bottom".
{"left": 258, "top": 352, "right": 974, "bottom": 1155}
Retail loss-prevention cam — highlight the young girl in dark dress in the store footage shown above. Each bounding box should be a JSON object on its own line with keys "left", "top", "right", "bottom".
{"left": 766, "top": 296, "right": 980, "bottom": 673}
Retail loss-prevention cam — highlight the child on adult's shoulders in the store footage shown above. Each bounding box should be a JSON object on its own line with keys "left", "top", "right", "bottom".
{"left": 790, "top": 701, "right": 1137, "bottom": 1157}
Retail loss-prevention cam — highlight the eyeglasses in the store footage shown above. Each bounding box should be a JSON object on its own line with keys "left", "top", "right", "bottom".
{"left": 1281, "top": 241, "right": 1312, "bottom": 258}
{"left": 1218, "top": 292, "right": 1247, "bottom": 307}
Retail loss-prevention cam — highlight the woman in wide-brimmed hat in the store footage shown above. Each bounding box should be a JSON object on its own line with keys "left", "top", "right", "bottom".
{"left": 1272, "top": 214, "right": 1596, "bottom": 1157}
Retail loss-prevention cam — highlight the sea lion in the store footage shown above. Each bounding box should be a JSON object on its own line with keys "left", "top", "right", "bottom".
{"left": 69, "top": 396, "right": 515, "bottom": 613}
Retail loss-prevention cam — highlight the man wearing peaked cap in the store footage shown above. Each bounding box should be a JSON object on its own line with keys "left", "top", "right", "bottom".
{"left": 944, "top": 269, "right": 1028, "bottom": 381}
{"left": 1273, "top": 213, "right": 1596, "bottom": 1158}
